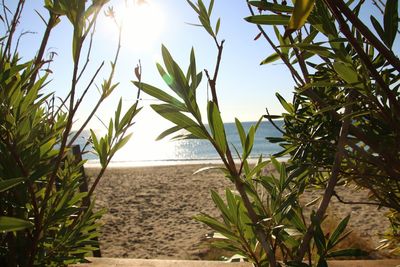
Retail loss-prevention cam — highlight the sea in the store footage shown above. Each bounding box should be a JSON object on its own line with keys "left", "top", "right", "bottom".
{"left": 77, "top": 120, "right": 285, "bottom": 167}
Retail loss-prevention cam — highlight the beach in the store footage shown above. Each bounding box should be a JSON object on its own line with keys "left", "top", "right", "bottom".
{"left": 86, "top": 164, "right": 391, "bottom": 260}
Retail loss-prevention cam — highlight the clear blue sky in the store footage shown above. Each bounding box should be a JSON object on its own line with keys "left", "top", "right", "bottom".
{"left": 4, "top": 0, "right": 392, "bottom": 134}
{"left": 8, "top": 0, "right": 295, "bottom": 132}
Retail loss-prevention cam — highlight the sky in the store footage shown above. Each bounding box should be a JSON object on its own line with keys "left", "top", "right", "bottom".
{"left": 6, "top": 0, "right": 295, "bottom": 132}
{"left": 3, "top": 0, "right": 393, "bottom": 141}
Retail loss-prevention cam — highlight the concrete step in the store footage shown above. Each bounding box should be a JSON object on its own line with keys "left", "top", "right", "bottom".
{"left": 70, "top": 258, "right": 400, "bottom": 267}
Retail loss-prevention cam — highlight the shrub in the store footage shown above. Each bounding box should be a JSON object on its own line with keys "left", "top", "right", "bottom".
{"left": 0, "top": 1, "right": 140, "bottom": 265}
{"left": 133, "top": 0, "right": 400, "bottom": 265}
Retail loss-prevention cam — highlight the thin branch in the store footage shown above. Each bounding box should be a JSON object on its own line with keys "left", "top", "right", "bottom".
{"left": 76, "top": 17, "right": 97, "bottom": 83}
{"left": 332, "top": 191, "right": 381, "bottom": 206}
{"left": 324, "top": 0, "right": 400, "bottom": 122}
{"left": 330, "top": 0, "right": 400, "bottom": 72}
{"left": 205, "top": 39, "right": 224, "bottom": 107}
{"left": 1, "top": 0, "right": 11, "bottom": 28}
{"left": 67, "top": 62, "right": 105, "bottom": 147}
{"left": 288, "top": 35, "right": 310, "bottom": 83}
{"left": 296, "top": 93, "right": 353, "bottom": 261}
{"left": 246, "top": 2, "right": 305, "bottom": 87}
{"left": 2, "top": 0, "right": 25, "bottom": 63}
{"left": 28, "top": 13, "right": 58, "bottom": 89}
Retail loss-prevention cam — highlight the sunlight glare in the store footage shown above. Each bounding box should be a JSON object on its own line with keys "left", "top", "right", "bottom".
{"left": 114, "top": 0, "right": 165, "bottom": 51}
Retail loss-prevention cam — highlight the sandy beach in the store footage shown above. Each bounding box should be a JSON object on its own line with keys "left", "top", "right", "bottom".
{"left": 86, "top": 164, "right": 391, "bottom": 260}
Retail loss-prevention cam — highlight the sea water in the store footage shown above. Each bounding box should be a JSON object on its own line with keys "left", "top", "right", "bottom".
{"left": 77, "top": 120, "right": 285, "bottom": 167}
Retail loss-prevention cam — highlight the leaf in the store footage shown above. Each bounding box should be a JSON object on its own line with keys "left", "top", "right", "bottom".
{"left": 244, "top": 126, "right": 255, "bottom": 158}
{"left": 235, "top": 118, "right": 246, "bottom": 148}
{"left": 247, "top": 160, "right": 269, "bottom": 179}
{"left": 0, "top": 216, "right": 33, "bottom": 232}
{"left": 207, "top": 101, "right": 227, "bottom": 154}
{"left": 248, "top": 1, "right": 294, "bottom": 13}
{"left": 383, "top": 0, "right": 398, "bottom": 48}
{"left": 215, "top": 18, "right": 221, "bottom": 36}
{"left": 276, "top": 93, "right": 294, "bottom": 113}
{"left": 194, "top": 214, "right": 239, "bottom": 241}
{"left": 0, "top": 178, "right": 25, "bottom": 192}
{"left": 193, "top": 166, "right": 226, "bottom": 175}
{"left": 285, "top": 0, "right": 315, "bottom": 38}
{"left": 328, "top": 214, "right": 350, "bottom": 248}
{"left": 260, "top": 53, "right": 280, "bottom": 65}
{"left": 133, "top": 81, "right": 187, "bottom": 112}
{"left": 156, "top": 126, "right": 182, "bottom": 140}
{"left": 326, "top": 248, "right": 368, "bottom": 258}
{"left": 244, "top": 15, "right": 290, "bottom": 26}
{"left": 333, "top": 62, "right": 360, "bottom": 87}
{"left": 370, "top": 16, "right": 385, "bottom": 44}
{"left": 208, "top": 0, "right": 214, "bottom": 17}
{"left": 151, "top": 104, "right": 208, "bottom": 139}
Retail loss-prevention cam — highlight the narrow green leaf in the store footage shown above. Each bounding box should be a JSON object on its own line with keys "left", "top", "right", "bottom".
{"left": 235, "top": 118, "right": 246, "bottom": 148}
{"left": 211, "top": 190, "right": 231, "bottom": 223}
{"left": 115, "top": 98, "right": 122, "bottom": 131}
{"left": 207, "top": 101, "right": 227, "bottom": 154}
{"left": 333, "top": 62, "right": 360, "bottom": 86}
{"left": 215, "top": 18, "right": 221, "bottom": 36}
{"left": 370, "top": 16, "right": 385, "bottom": 44}
{"left": 151, "top": 104, "right": 208, "bottom": 139}
{"left": 244, "top": 15, "right": 290, "bottom": 26}
{"left": 260, "top": 53, "right": 281, "bottom": 65}
{"left": 326, "top": 248, "right": 368, "bottom": 258}
{"left": 276, "top": 93, "right": 294, "bottom": 113}
{"left": 383, "top": 0, "right": 398, "bottom": 48}
{"left": 244, "top": 126, "right": 255, "bottom": 158}
{"left": 133, "top": 81, "right": 187, "bottom": 112}
{"left": 0, "top": 216, "right": 33, "bottom": 232}
{"left": 328, "top": 214, "right": 350, "bottom": 248}
{"left": 208, "top": 0, "right": 214, "bottom": 17}
{"left": 248, "top": 1, "right": 294, "bottom": 13}
{"left": 0, "top": 178, "right": 25, "bottom": 192}
{"left": 193, "top": 166, "right": 226, "bottom": 175}
{"left": 285, "top": 0, "right": 315, "bottom": 37}
{"left": 156, "top": 126, "right": 182, "bottom": 140}
{"left": 186, "top": 0, "right": 200, "bottom": 14}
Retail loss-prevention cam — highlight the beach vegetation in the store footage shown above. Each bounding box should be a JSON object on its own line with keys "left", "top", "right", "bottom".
{"left": 135, "top": 0, "right": 399, "bottom": 265}
{"left": 0, "top": 1, "right": 140, "bottom": 266}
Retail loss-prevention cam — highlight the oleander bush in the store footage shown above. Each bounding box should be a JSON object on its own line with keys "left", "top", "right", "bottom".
{"left": 0, "top": 1, "right": 140, "bottom": 266}
{"left": 135, "top": 0, "right": 399, "bottom": 266}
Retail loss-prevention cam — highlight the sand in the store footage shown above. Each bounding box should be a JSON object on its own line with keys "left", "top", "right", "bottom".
{"left": 85, "top": 164, "right": 391, "bottom": 260}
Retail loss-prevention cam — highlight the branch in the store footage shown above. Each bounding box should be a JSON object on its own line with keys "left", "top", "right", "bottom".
{"left": 29, "top": 13, "right": 58, "bottom": 89}
{"left": 296, "top": 93, "right": 353, "bottom": 261}
{"left": 332, "top": 191, "right": 381, "bottom": 206}
{"left": 2, "top": 0, "right": 25, "bottom": 63}
{"left": 246, "top": 2, "right": 305, "bottom": 87}
{"left": 330, "top": 0, "right": 400, "bottom": 72}
{"left": 205, "top": 39, "right": 225, "bottom": 108}
{"left": 324, "top": 0, "right": 400, "bottom": 127}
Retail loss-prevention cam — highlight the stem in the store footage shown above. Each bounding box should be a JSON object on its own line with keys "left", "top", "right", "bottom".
{"left": 67, "top": 62, "right": 105, "bottom": 147}
{"left": 332, "top": 191, "right": 381, "bottom": 206}
{"left": 29, "top": 13, "right": 58, "bottom": 89}
{"left": 329, "top": 0, "right": 400, "bottom": 72}
{"left": 205, "top": 39, "right": 225, "bottom": 107}
{"left": 296, "top": 93, "right": 353, "bottom": 261}
{"left": 2, "top": 0, "right": 25, "bottom": 62}
{"left": 324, "top": 0, "right": 400, "bottom": 118}
{"left": 246, "top": 2, "right": 305, "bottom": 87}
{"left": 204, "top": 27, "right": 277, "bottom": 267}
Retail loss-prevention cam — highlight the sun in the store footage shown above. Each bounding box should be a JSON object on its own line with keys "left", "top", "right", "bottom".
{"left": 112, "top": 0, "right": 165, "bottom": 51}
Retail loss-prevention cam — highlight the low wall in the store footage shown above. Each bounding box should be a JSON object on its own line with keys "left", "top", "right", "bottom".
{"left": 71, "top": 258, "right": 400, "bottom": 267}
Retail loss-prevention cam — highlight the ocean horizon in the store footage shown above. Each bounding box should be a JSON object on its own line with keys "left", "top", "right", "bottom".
{"left": 76, "top": 120, "right": 285, "bottom": 167}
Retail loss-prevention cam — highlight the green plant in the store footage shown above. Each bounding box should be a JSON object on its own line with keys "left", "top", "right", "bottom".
{"left": 0, "top": 1, "right": 140, "bottom": 266}
{"left": 133, "top": 1, "right": 367, "bottom": 265}
{"left": 245, "top": 0, "right": 399, "bottom": 257}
